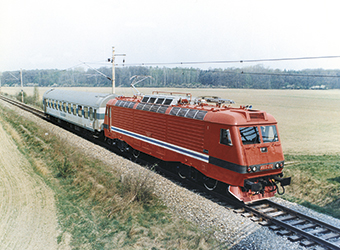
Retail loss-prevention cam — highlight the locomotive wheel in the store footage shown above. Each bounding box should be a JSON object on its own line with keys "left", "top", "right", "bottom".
{"left": 203, "top": 177, "right": 218, "bottom": 191}
{"left": 130, "top": 149, "right": 140, "bottom": 162}
{"left": 177, "top": 165, "right": 187, "bottom": 179}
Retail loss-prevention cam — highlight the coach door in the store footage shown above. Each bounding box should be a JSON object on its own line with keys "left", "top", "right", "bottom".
{"left": 106, "top": 107, "right": 111, "bottom": 131}
{"left": 43, "top": 99, "right": 47, "bottom": 113}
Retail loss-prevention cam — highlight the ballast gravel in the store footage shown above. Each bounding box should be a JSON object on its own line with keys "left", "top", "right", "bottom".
{"left": 3, "top": 99, "right": 340, "bottom": 250}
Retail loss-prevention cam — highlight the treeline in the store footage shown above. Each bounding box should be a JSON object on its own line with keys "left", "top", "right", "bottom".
{"left": 2, "top": 65, "right": 340, "bottom": 89}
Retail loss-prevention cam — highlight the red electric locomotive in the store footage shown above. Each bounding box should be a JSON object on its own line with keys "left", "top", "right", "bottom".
{"left": 103, "top": 91, "right": 290, "bottom": 203}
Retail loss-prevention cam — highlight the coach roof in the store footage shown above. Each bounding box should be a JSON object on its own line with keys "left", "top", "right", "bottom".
{"left": 43, "top": 89, "right": 117, "bottom": 107}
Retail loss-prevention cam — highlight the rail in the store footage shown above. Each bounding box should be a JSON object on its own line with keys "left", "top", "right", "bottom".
{"left": 235, "top": 200, "right": 340, "bottom": 249}
{"left": 0, "top": 95, "right": 45, "bottom": 119}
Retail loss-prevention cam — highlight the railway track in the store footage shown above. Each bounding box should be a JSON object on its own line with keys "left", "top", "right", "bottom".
{"left": 1, "top": 94, "right": 340, "bottom": 249}
{"left": 235, "top": 200, "right": 340, "bottom": 250}
{"left": 0, "top": 95, "right": 45, "bottom": 119}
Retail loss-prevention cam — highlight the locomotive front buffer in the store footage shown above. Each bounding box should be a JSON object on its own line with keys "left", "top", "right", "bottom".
{"left": 244, "top": 174, "right": 291, "bottom": 197}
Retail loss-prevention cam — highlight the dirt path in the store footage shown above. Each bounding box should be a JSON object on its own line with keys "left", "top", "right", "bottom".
{"left": 0, "top": 121, "right": 60, "bottom": 249}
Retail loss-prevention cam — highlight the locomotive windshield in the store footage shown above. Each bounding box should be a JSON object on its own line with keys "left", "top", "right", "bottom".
{"left": 261, "top": 125, "right": 279, "bottom": 143}
{"left": 239, "top": 125, "right": 279, "bottom": 145}
{"left": 239, "top": 127, "right": 261, "bottom": 145}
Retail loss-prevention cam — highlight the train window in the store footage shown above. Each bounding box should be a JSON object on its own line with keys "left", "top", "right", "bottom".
{"left": 68, "top": 103, "right": 71, "bottom": 114}
{"left": 84, "top": 107, "right": 88, "bottom": 119}
{"left": 136, "top": 103, "right": 145, "bottom": 110}
{"left": 142, "top": 96, "right": 149, "bottom": 103}
{"left": 156, "top": 98, "right": 164, "bottom": 104}
{"left": 89, "top": 107, "right": 93, "bottom": 120}
{"left": 261, "top": 125, "right": 278, "bottom": 143}
{"left": 143, "top": 104, "right": 152, "bottom": 111}
{"left": 170, "top": 107, "right": 180, "bottom": 116}
{"left": 186, "top": 109, "right": 198, "bottom": 119}
{"left": 220, "top": 129, "right": 233, "bottom": 146}
{"left": 239, "top": 126, "right": 261, "bottom": 145}
{"left": 178, "top": 108, "right": 189, "bottom": 117}
{"left": 57, "top": 101, "right": 60, "bottom": 110}
{"left": 73, "top": 104, "right": 76, "bottom": 115}
{"left": 164, "top": 98, "right": 173, "bottom": 105}
{"left": 78, "top": 105, "right": 82, "bottom": 117}
{"left": 157, "top": 106, "right": 168, "bottom": 114}
{"left": 63, "top": 102, "right": 67, "bottom": 112}
{"left": 194, "top": 110, "right": 207, "bottom": 120}
{"left": 148, "top": 97, "right": 156, "bottom": 103}
{"left": 150, "top": 105, "right": 159, "bottom": 112}
{"left": 128, "top": 102, "right": 135, "bottom": 108}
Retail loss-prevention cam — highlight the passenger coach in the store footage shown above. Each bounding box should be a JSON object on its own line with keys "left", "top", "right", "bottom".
{"left": 43, "top": 89, "right": 117, "bottom": 135}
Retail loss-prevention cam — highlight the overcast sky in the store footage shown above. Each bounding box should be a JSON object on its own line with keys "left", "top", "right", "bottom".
{"left": 1, "top": 0, "right": 340, "bottom": 72}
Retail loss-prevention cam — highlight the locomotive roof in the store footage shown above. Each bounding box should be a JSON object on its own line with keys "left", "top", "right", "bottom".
{"left": 43, "top": 89, "right": 118, "bottom": 107}
{"left": 111, "top": 94, "right": 277, "bottom": 126}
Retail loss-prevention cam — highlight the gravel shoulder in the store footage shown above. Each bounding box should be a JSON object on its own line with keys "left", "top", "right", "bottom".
{"left": 2, "top": 99, "right": 340, "bottom": 249}
{"left": 0, "top": 116, "right": 60, "bottom": 249}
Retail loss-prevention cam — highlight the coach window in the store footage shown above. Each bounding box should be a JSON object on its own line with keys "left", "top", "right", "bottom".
{"left": 89, "top": 107, "right": 93, "bottom": 120}
{"left": 73, "top": 104, "right": 76, "bottom": 115}
{"left": 84, "top": 107, "right": 88, "bottom": 119}
{"left": 68, "top": 103, "right": 71, "bottom": 114}
{"left": 78, "top": 105, "right": 82, "bottom": 117}
{"left": 220, "top": 129, "right": 233, "bottom": 146}
{"left": 63, "top": 102, "right": 66, "bottom": 112}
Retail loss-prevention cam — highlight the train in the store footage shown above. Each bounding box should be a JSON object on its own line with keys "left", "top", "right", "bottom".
{"left": 43, "top": 88, "right": 291, "bottom": 203}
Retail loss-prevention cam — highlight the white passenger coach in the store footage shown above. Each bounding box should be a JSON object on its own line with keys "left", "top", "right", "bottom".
{"left": 43, "top": 89, "right": 117, "bottom": 134}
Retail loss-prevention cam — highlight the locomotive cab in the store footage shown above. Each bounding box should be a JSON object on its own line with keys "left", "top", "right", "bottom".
{"left": 204, "top": 107, "right": 291, "bottom": 202}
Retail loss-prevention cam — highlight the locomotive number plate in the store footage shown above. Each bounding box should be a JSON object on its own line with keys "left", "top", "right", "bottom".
{"left": 260, "top": 164, "right": 273, "bottom": 170}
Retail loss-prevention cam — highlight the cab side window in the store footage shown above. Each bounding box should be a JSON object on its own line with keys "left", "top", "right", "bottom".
{"left": 220, "top": 129, "right": 232, "bottom": 146}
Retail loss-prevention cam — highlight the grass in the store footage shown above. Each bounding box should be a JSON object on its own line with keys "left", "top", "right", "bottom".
{"left": 0, "top": 103, "right": 221, "bottom": 249}
{"left": 283, "top": 154, "right": 340, "bottom": 219}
